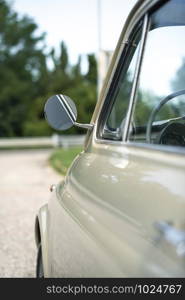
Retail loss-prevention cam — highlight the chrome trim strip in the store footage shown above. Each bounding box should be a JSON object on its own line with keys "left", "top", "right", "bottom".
{"left": 123, "top": 13, "right": 150, "bottom": 141}
{"left": 59, "top": 94, "right": 76, "bottom": 122}
{"left": 93, "top": 136, "right": 185, "bottom": 157}
{"left": 56, "top": 95, "right": 73, "bottom": 123}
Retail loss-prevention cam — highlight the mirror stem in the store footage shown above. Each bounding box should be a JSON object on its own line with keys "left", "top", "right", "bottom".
{"left": 74, "top": 122, "right": 94, "bottom": 130}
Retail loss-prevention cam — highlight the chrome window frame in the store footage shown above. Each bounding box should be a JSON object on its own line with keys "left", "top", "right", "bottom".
{"left": 123, "top": 13, "right": 150, "bottom": 141}
{"left": 94, "top": 0, "right": 176, "bottom": 150}
{"left": 99, "top": 22, "right": 144, "bottom": 141}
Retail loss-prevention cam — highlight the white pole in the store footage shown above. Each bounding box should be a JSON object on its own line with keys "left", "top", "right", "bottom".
{"left": 97, "top": 0, "right": 102, "bottom": 96}
{"left": 97, "top": 0, "right": 102, "bottom": 52}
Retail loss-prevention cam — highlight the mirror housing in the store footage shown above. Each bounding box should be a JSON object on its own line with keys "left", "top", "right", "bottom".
{"left": 44, "top": 94, "right": 94, "bottom": 131}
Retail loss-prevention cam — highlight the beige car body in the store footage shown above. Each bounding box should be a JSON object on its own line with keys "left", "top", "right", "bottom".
{"left": 35, "top": 0, "right": 185, "bottom": 277}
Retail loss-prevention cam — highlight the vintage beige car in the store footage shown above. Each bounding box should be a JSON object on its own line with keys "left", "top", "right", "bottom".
{"left": 35, "top": 0, "right": 185, "bottom": 277}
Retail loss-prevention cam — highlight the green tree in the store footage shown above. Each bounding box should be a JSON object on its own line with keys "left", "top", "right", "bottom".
{"left": 85, "top": 54, "right": 97, "bottom": 85}
{"left": 0, "top": 0, "right": 48, "bottom": 136}
{"left": 65, "top": 53, "right": 97, "bottom": 134}
{"left": 172, "top": 58, "right": 185, "bottom": 91}
{"left": 24, "top": 44, "right": 98, "bottom": 136}
{"left": 0, "top": 1, "right": 98, "bottom": 137}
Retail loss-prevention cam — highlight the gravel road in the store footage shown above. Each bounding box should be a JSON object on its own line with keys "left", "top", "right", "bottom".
{"left": 0, "top": 149, "right": 61, "bottom": 277}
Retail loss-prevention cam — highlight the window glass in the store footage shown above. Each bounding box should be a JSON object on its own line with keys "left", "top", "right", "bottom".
{"left": 130, "top": 25, "right": 185, "bottom": 147}
{"left": 101, "top": 26, "right": 142, "bottom": 140}
{"left": 107, "top": 47, "right": 139, "bottom": 130}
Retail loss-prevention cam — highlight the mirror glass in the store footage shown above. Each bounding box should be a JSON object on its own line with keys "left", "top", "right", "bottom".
{"left": 44, "top": 94, "right": 77, "bottom": 130}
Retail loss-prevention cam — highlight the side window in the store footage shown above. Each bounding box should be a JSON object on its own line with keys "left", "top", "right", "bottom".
{"left": 100, "top": 25, "right": 142, "bottom": 140}
{"left": 130, "top": 0, "right": 185, "bottom": 147}
{"left": 107, "top": 47, "right": 139, "bottom": 131}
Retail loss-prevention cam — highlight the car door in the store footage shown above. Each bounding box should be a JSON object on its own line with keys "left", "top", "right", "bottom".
{"left": 48, "top": 10, "right": 144, "bottom": 277}
{"left": 49, "top": 0, "right": 185, "bottom": 277}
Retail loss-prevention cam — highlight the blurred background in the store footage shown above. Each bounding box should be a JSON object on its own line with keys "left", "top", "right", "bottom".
{"left": 0, "top": 0, "right": 136, "bottom": 139}
{"left": 0, "top": 0, "right": 136, "bottom": 277}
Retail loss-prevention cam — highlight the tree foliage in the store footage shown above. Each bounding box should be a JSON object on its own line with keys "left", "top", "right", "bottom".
{"left": 0, "top": 0, "right": 97, "bottom": 137}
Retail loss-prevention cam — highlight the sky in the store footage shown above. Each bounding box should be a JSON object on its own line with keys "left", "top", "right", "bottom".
{"left": 10, "top": 0, "right": 185, "bottom": 96}
{"left": 12, "top": 0, "right": 137, "bottom": 65}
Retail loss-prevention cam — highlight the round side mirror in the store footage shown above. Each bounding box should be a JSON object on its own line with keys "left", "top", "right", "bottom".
{"left": 44, "top": 94, "right": 77, "bottom": 131}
